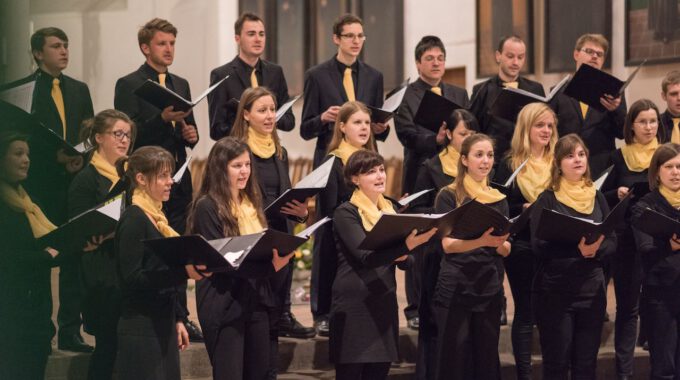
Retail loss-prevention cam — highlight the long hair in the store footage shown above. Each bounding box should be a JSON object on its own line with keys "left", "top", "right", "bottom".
{"left": 326, "top": 101, "right": 376, "bottom": 154}
{"left": 115, "top": 146, "right": 174, "bottom": 193}
{"left": 230, "top": 86, "right": 284, "bottom": 160}
{"left": 549, "top": 134, "right": 593, "bottom": 191}
{"left": 507, "top": 102, "right": 557, "bottom": 170}
{"left": 79, "top": 109, "right": 136, "bottom": 153}
{"left": 648, "top": 143, "right": 680, "bottom": 191}
{"left": 450, "top": 133, "right": 495, "bottom": 204}
{"left": 187, "top": 137, "right": 266, "bottom": 236}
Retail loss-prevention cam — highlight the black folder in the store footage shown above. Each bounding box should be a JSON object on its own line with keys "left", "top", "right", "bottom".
{"left": 633, "top": 208, "right": 680, "bottom": 240}
{"left": 491, "top": 159, "right": 529, "bottom": 195}
{"left": 489, "top": 75, "right": 569, "bottom": 122}
{"left": 39, "top": 194, "right": 125, "bottom": 252}
{"left": 563, "top": 61, "right": 645, "bottom": 112}
{"left": 535, "top": 193, "right": 631, "bottom": 244}
{"left": 133, "top": 75, "right": 228, "bottom": 113}
{"left": 398, "top": 188, "right": 435, "bottom": 207}
{"left": 366, "top": 79, "right": 409, "bottom": 124}
{"left": 413, "top": 90, "right": 464, "bottom": 133}
{"left": 629, "top": 182, "right": 650, "bottom": 198}
{"left": 593, "top": 165, "right": 614, "bottom": 190}
{"left": 448, "top": 199, "right": 533, "bottom": 240}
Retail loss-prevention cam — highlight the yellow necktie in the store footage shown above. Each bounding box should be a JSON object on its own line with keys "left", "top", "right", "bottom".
{"left": 431, "top": 86, "right": 442, "bottom": 96}
{"left": 503, "top": 81, "right": 518, "bottom": 89}
{"left": 250, "top": 69, "right": 259, "bottom": 88}
{"left": 343, "top": 67, "right": 356, "bottom": 102}
{"left": 672, "top": 118, "right": 680, "bottom": 144}
{"left": 51, "top": 78, "right": 66, "bottom": 139}
{"left": 158, "top": 73, "right": 176, "bottom": 128}
{"left": 580, "top": 102, "right": 589, "bottom": 120}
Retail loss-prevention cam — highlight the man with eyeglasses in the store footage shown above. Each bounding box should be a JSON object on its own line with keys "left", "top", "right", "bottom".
{"left": 301, "top": 13, "right": 389, "bottom": 169}
{"left": 551, "top": 33, "right": 626, "bottom": 177}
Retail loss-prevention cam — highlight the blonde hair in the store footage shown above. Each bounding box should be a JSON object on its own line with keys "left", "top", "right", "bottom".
{"left": 574, "top": 33, "right": 609, "bottom": 55}
{"left": 326, "top": 101, "right": 377, "bottom": 154}
{"left": 507, "top": 103, "right": 558, "bottom": 170}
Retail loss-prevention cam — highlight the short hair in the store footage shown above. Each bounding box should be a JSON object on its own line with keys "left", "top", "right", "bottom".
{"left": 30, "top": 27, "right": 68, "bottom": 64}
{"left": 344, "top": 150, "right": 385, "bottom": 189}
{"left": 623, "top": 99, "right": 662, "bottom": 144}
{"left": 648, "top": 143, "right": 680, "bottom": 191}
{"left": 415, "top": 35, "right": 446, "bottom": 62}
{"left": 0, "top": 131, "right": 29, "bottom": 160}
{"left": 234, "top": 12, "right": 264, "bottom": 35}
{"left": 661, "top": 70, "right": 680, "bottom": 94}
{"left": 333, "top": 14, "right": 363, "bottom": 36}
{"left": 550, "top": 134, "right": 593, "bottom": 191}
{"left": 574, "top": 33, "right": 609, "bottom": 55}
{"left": 497, "top": 35, "right": 525, "bottom": 53}
{"left": 138, "top": 18, "right": 177, "bottom": 48}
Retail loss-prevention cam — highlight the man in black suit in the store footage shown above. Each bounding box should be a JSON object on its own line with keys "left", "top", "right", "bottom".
{"left": 660, "top": 70, "right": 680, "bottom": 142}
{"left": 469, "top": 35, "right": 545, "bottom": 159}
{"left": 551, "top": 33, "right": 626, "bottom": 177}
{"left": 301, "top": 14, "right": 389, "bottom": 168}
{"left": 114, "top": 18, "right": 203, "bottom": 342}
{"left": 208, "top": 12, "right": 294, "bottom": 140}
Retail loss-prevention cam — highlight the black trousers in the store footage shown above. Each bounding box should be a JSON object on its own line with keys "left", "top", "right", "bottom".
{"left": 404, "top": 244, "right": 426, "bottom": 320}
{"left": 310, "top": 226, "right": 337, "bottom": 320}
{"left": 335, "top": 362, "right": 391, "bottom": 380}
{"left": 0, "top": 338, "right": 50, "bottom": 380}
{"left": 434, "top": 296, "right": 502, "bottom": 380}
{"left": 58, "top": 258, "right": 83, "bottom": 339}
{"left": 87, "top": 319, "right": 118, "bottom": 380}
{"left": 203, "top": 309, "right": 270, "bottom": 380}
{"left": 535, "top": 292, "right": 605, "bottom": 380}
{"left": 415, "top": 242, "right": 441, "bottom": 380}
{"left": 504, "top": 240, "right": 536, "bottom": 380}
{"left": 646, "top": 297, "right": 680, "bottom": 380}
{"left": 613, "top": 231, "right": 643, "bottom": 377}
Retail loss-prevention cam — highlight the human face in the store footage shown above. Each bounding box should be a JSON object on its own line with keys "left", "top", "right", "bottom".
{"left": 236, "top": 20, "right": 265, "bottom": 59}
{"left": 662, "top": 83, "right": 680, "bottom": 116}
{"left": 446, "top": 121, "right": 475, "bottom": 152}
{"left": 659, "top": 154, "right": 680, "bottom": 191}
{"left": 496, "top": 40, "right": 526, "bottom": 81}
{"left": 560, "top": 144, "right": 588, "bottom": 182}
{"left": 340, "top": 110, "right": 371, "bottom": 148}
{"left": 529, "top": 111, "right": 555, "bottom": 150}
{"left": 352, "top": 164, "right": 386, "bottom": 199}
{"left": 632, "top": 109, "right": 659, "bottom": 145}
{"left": 333, "top": 23, "right": 365, "bottom": 61}
{"left": 462, "top": 140, "right": 494, "bottom": 182}
{"left": 416, "top": 47, "right": 445, "bottom": 85}
{"left": 244, "top": 95, "right": 276, "bottom": 135}
{"left": 0, "top": 141, "right": 30, "bottom": 183}
{"left": 573, "top": 41, "right": 606, "bottom": 70}
{"left": 137, "top": 166, "right": 173, "bottom": 203}
{"left": 227, "top": 151, "right": 251, "bottom": 194}
{"left": 35, "top": 36, "right": 69, "bottom": 75}
{"left": 95, "top": 120, "right": 132, "bottom": 164}
{"left": 141, "top": 31, "right": 175, "bottom": 71}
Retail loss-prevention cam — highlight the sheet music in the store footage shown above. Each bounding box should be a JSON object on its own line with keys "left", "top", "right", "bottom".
{"left": 0, "top": 80, "right": 35, "bottom": 112}
{"left": 381, "top": 83, "right": 409, "bottom": 112}
{"left": 594, "top": 165, "right": 614, "bottom": 190}
{"left": 619, "top": 59, "right": 647, "bottom": 95}
{"left": 296, "top": 217, "right": 332, "bottom": 239}
{"left": 194, "top": 75, "right": 229, "bottom": 104}
{"left": 504, "top": 158, "right": 529, "bottom": 187}
{"left": 173, "top": 156, "right": 192, "bottom": 183}
{"left": 276, "top": 94, "right": 301, "bottom": 121}
{"left": 294, "top": 156, "right": 335, "bottom": 189}
{"left": 97, "top": 195, "right": 124, "bottom": 220}
{"left": 398, "top": 188, "right": 434, "bottom": 206}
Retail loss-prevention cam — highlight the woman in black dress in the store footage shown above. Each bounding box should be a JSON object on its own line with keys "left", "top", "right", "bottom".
{"left": 312, "top": 100, "right": 376, "bottom": 335}
{"left": 631, "top": 143, "right": 680, "bottom": 379}
{"left": 331, "top": 150, "right": 436, "bottom": 380}
{"left": 494, "top": 102, "right": 557, "bottom": 379}
{"left": 530, "top": 134, "right": 617, "bottom": 379}
{"left": 113, "top": 146, "right": 208, "bottom": 380}
{"left": 433, "top": 133, "right": 510, "bottom": 380}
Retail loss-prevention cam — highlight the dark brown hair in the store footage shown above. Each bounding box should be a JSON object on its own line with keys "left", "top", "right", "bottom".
{"left": 344, "top": 150, "right": 385, "bottom": 189}
{"left": 623, "top": 99, "right": 663, "bottom": 144}
{"left": 235, "top": 12, "right": 264, "bottom": 35}
{"left": 648, "top": 143, "right": 680, "bottom": 191}
{"left": 333, "top": 14, "right": 363, "bottom": 36}
{"left": 138, "top": 18, "right": 177, "bottom": 49}
{"left": 497, "top": 35, "right": 524, "bottom": 53}
{"left": 450, "top": 133, "right": 495, "bottom": 204}
{"left": 80, "top": 109, "right": 136, "bottom": 152}
{"left": 230, "top": 86, "right": 283, "bottom": 159}
{"left": 415, "top": 35, "right": 446, "bottom": 62}
{"left": 326, "top": 101, "right": 377, "bottom": 154}
{"left": 0, "top": 131, "right": 29, "bottom": 159}
{"left": 549, "top": 134, "right": 593, "bottom": 191}
{"left": 115, "top": 146, "right": 174, "bottom": 192}
{"left": 30, "top": 27, "right": 68, "bottom": 64}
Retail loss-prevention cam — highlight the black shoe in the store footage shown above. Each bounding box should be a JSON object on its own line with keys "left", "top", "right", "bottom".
{"left": 500, "top": 297, "right": 508, "bottom": 326}
{"left": 279, "top": 312, "right": 316, "bottom": 339}
{"left": 407, "top": 317, "right": 419, "bottom": 331}
{"left": 315, "top": 318, "right": 330, "bottom": 337}
{"left": 184, "top": 320, "right": 204, "bottom": 343}
{"left": 58, "top": 333, "right": 94, "bottom": 353}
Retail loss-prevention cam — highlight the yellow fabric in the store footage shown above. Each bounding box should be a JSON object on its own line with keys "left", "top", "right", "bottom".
{"left": 232, "top": 196, "right": 264, "bottom": 234}
{"left": 620, "top": 138, "right": 658, "bottom": 172}
{"left": 330, "top": 139, "right": 361, "bottom": 165}
{"left": 503, "top": 81, "right": 519, "bottom": 89}
{"left": 438, "top": 146, "right": 460, "bottom": 178}
{"left": 349, "top": 189, "right": 396, "bottom": 231}
{"left": 343, "top": 68, "right": 356, "bottom": 102}
{"left": 158, "top": 73, "right": 176, "bottom": 128}
{"left": 516, "top": 155, "right": 552, "bottom": 203}
{"left": 0, "top": 183, "right": 56, "bottom": 238}
{"left": 250, "top": 69, "right": 259, "bottom": 88}
{"left": 90, "top": 150, "right": 120, "bottom": 190}
{"left": 555, "top": 178, "right": 596, "bottom": 214}
{"left": 660, "top": 184, "right": 680, "bottom": 209}
{"left": 247, "top": 127, "right": 276, "bottom": 159}
{"left": 580, "top": 102, "right": 589, "bottom": 120}
{"left": 132, "top": 189, "right": 179, "bottom": 238}
{"left": 462, "top": 175, "right": 506, "bottom": 204}
{"left": 51, "top": 78, "right": 66, "bottom": 139}
{"left": 671, "top": 118, "right": 680, "bottom": 144}
{"left": 431, "top": 86, "right": 442, "bottom": 96}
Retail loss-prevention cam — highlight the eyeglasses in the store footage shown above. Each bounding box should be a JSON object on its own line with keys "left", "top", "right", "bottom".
{"left": 634, "top": 120, "right": 659, "bottom": 127}
{"left": 339, "top": 33, "right": 366, "bottom": 41}
{"left": 580, "top": 47, "right": 605, "bottom": 58}
{"left": 106, "top": 130, "right": 132, "bottom": 141}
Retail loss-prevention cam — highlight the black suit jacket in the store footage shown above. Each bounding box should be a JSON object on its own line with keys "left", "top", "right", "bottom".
{"left": 394, "top": 78, "right": 469, "bottom": 194}
{"left": 301, "top": 57, "right": 388, "bottom": 167}
{"left": 469, "top": 75, "right": 545, "bottom": 158}
{"left": 660, "top": 110, "right": 678, "bottom": 143}
{"left": 410, "top": 155, "right": 455, "bottom": 214}
{"left": 208, "top": 56, "right": 294, "bottom": 140}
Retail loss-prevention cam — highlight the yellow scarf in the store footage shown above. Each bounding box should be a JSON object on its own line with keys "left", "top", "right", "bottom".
{"left": 659, "top": 184, "right": 680, "bottom": 209}
{"left": 330, "top": 139, "right": 361, "bottom": 165}
{"left": 232, "top": 196, "right": 264, "bottom": 234}
{"left": 132, "top": 189, "right": 178, "bottom": 237}
{"left": 516, "top": 155, "right": 552, "bottom": 203}
{"left": 438, "top": 146, "right": 460, "bottom": 178}
{"left": 670, "top": 118, "right": 680, "bottom": 144}
{"left": 0, "top": 183, "right": 56, "bottom": 238}
{"left": 247, "top": 127, "right": 276, "bottom": 159}
{"left": 349, "top": 189, "right": 396, "bottom": 231}
{"left": 555, "top": 177, "right": 596, "bottom": 214}
{"left": 90, "top": 150, "right": 120, "bottom": 190}
{"left": 462, "top": 175, "right": 506, "bottom": 204}
{"left": 620, "top": 138, "right": 658, "bottom": 172}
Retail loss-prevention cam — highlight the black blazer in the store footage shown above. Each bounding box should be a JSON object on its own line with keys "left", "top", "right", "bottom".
{"left": 410, "top": 154, "right": 455, "bottom": 214}
{"left": 660, "top": 110, "right": 678, "bottom": 143}
{"left": 300, "top": 57, "right": 388, "bottom": 167}
{"left": 469, "top": 75, "right": 545, "bottom": 158}
{"left": 208, "top": 56, "right": 294, "bottom": 140}
{"left": 394, "top": 78, "right": 469, "bottom": 194}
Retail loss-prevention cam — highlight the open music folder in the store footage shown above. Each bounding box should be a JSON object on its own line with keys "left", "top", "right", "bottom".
{"left": 367, "top": 78, "right": 410, "bottom": 124}
{"left": 133, "top": 75, "right": 229, "bottom": 113}
{"left": 489, "top": 75, "right": 570, "bottom": 122}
